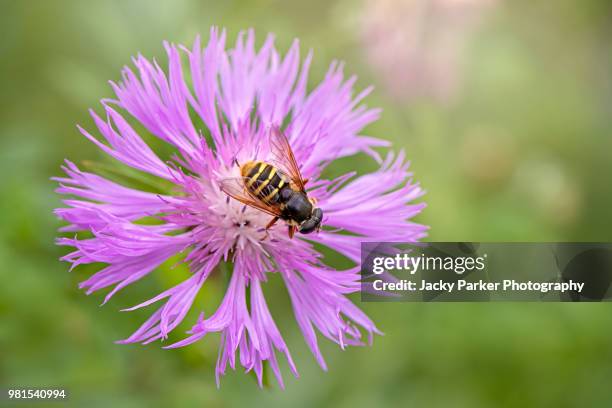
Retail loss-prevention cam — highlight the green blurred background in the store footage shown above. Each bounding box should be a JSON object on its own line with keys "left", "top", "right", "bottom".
{"left": 2, "top": 0, "right": 612, "bottom": 406}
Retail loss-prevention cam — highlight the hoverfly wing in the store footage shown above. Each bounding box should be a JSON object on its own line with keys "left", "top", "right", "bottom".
{"left": 268, "top": 126, "right": 307, "bottom": 192}
{"left": 218, "top": 177, "right": 282, "bottom": 217}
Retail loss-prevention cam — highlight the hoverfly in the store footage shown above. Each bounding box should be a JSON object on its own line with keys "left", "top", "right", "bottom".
{"left": 219, "top": 127, "right": 323, "bottom": 239}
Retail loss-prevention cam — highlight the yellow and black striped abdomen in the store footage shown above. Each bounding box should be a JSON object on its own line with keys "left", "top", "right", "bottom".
{"left": 241, "top": 161, "right": 287, "bottom": 204}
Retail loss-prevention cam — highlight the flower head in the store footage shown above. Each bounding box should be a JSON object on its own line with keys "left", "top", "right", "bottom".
{"left": 55, "top": 27, "right": 427, "bottom": 387}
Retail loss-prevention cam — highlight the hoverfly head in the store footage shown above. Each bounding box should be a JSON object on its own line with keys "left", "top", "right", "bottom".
{"left": 298, "top": 207, "right": 323, "bottom": 234}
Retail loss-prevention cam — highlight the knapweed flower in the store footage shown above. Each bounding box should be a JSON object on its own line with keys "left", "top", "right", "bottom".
{"left": 55, "top": 28, "right": 427, "bottom": 387}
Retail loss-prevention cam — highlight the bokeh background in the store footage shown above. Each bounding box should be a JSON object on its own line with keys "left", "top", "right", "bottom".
{"left": 2, "top": 0, "right": 612, "bottom": 406}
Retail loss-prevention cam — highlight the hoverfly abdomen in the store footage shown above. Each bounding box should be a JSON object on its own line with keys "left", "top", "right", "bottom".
{"left": 241, "top": 161, "right": 289, "bottom": 205}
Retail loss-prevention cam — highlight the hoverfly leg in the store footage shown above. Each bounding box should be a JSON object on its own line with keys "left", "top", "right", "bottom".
{"left": 288, "top": 226, "right": 296, "bottom": 239}
{"left": 303, "top": 178, "right": 309, "bottom": 185}
{"left": 232, "top": 157, "right": 241, "bottom": 168}
{"left": 259, "top": 217, "right": 279, "bottom": 241}
{"left": 265, "top": 216, "right": 279, "bottom": 230}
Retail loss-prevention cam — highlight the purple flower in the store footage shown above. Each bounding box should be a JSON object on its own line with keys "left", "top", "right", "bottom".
{"left": 55, "top": 27, "right": 427, "bottom": 387}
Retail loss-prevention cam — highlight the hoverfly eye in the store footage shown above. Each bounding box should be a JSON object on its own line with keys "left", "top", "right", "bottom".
{"left": 299, "top": 223, "right": 316, "bottom": 234}
{"left": 299, "top": 217, "right": 320, "bottom": 234}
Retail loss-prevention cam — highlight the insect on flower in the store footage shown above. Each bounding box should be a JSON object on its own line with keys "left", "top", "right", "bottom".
{"left": 220, "top": 127, "right": 323, "bottom": 239}
{"left": 54, "top": 27, "right": 427, "bottom": 388}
